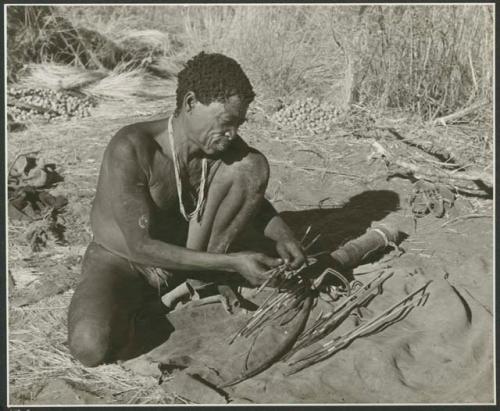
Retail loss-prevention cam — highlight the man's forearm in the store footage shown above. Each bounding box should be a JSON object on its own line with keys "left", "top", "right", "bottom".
{"left": 129, "top": 238, "right": 238, "bottom": 273}
{"left": 264, "top": 214, "right": 297, "bottom": 242}
{"left": 258, "top": 198, "right": 297, "bottom": 242}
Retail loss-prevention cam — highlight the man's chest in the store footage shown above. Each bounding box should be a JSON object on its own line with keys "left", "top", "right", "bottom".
{"left": 148, "top": 152, "right": 203, "bottom": 212}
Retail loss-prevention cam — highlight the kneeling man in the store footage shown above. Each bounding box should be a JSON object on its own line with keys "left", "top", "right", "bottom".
{"left": 68, "top": 52, "right": 305, "bottom": 367}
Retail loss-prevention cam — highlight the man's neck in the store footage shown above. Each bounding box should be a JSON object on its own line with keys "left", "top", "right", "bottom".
{"left": 156, "top": 114, "right": 201, "bottom": 166}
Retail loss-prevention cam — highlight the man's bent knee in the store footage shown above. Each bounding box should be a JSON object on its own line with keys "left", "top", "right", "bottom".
{"left": 223, "top": 150, "right": 269, "bottom": 193}
{"left": 69, "top": 320, "right": 110, "bottom": 367}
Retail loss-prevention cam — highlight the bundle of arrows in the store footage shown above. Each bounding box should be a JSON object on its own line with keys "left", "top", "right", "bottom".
{"left": 285, "top": 274, "right": 432, "bottom": 374}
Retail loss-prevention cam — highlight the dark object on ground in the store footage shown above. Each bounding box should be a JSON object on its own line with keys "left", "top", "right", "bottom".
{"left": 8, "top": 155, "right": 67, "bottom": 251}
{"left": 409, "top": 180, "right": 455, "bottom": 218}
{"left": 330, "top": 222, "right": 401, "bottom": 270}
{"left": 9, "top": 186, "right": 67, "bottom": 218}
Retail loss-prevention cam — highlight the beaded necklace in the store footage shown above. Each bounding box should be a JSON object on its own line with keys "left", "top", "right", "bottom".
{"left": 167, "top": 116, "right": 207, "bottom": 221}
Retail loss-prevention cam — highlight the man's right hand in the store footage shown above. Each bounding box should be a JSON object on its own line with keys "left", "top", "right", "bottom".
{"left": 232, "top": 252, "right": 283, "bottom": 286}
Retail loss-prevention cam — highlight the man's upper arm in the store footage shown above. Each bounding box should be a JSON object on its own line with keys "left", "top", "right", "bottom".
{"left": 106, "top": 134, "right": 153, "bottom": 250}
{"left": 254, "top": 197, "right": 278, "bottom": 233}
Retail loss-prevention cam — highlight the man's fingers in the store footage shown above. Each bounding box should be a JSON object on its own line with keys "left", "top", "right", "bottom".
{"left": 277, "top": 249, "right": 292, "bottom": 266}
{"left": 290, "top": 250, "right": 306, "bottom": 269}
{"left": 276, "top": 242, "right": 290, "bottom": 261}
{"left": 258, "top": 254, "right": 283, "bottom": 268}
{"left": 278, "top": 242, "right": 305, "bottom": 269}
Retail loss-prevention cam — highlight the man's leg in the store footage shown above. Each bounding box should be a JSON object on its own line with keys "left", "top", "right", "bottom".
{"left": 67, "top": 242, "right": 173, "bottom": 367}
{"left": 184, "top": 147, "right": 270, "bottom": 297}
{"left": 187, "top": 149, "right": 269, "bottom": 254}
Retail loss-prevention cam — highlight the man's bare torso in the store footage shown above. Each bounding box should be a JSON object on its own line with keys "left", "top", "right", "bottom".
{"left": 91, "top": 117, "right": 202, "bottom": 257}
{"left": 90, "top": 116, "right": 248, "bottom": 259}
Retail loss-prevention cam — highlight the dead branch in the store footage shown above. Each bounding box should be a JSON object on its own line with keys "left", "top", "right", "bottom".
{"left": 268, "top": 158, "right": 364, "bottom": 180}
{"left": 369, "top": 141, "right": 493, "bottom": 190}
{"left": 377, "top": 127, "right": 459, "bottom": 165}
{"left": 432, "top": 100, "right": 489, "bottom": 126}
{"left": 441, "top": 213, "right": 493, "bottom": 228}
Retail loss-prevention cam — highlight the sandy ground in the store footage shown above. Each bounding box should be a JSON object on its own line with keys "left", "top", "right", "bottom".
{"left": 7, "top": 100, "right": 494, "bottom": 405}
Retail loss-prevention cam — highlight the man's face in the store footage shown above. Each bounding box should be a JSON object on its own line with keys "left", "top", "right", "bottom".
{"left": 187, "top": 94, "right": 248, "bottom": 156}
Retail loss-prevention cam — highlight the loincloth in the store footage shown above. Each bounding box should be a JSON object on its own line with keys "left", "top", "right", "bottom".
{"left": 129, "top": 262, "right": 185, "bottom": 295}
{"left": 91, "top": 240, "right": 180, "bottom": 295}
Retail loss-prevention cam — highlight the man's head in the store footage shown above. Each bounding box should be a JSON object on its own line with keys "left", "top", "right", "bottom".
{"left": 174, "top": 52, "right": 256, "bottom": 155}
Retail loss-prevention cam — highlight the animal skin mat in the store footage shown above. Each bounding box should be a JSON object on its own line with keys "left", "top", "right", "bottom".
{"left": 124, "top": 255, "right": 493, "bottom": 404}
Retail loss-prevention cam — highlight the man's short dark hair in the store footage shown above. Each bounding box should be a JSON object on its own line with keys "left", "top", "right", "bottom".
{"left": 175, "top": 52, "right": 255, "bottom": 115}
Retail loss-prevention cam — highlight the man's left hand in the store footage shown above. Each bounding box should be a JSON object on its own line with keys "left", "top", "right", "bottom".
{"left": 276, "top": 239, "right": 306, "bottom": 269}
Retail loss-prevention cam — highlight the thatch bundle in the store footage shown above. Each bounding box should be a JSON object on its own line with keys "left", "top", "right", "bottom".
{"left": 18, "top": 64, "right": 107, "bottom": 91}
{"left": 16, "top": 63, "right": 176, "bottom": 101}
{"left": 83, "top": 68, "right": 176, "bottom": 101}
{"left": 8, "top": 63, "right": 176, "bottom": 126}
{"left": 6, "top": 6, "right": 177, "bottom": 84}
{"left": 119, "top": 29, "right": 173, "bottom": 52}
{"left": 7, "top": 6, "right": 126, "bottom": 82}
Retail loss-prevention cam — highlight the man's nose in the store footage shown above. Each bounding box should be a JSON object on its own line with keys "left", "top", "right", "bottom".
{"left": 224, "top": 129, "right": 236, "bottom": 140}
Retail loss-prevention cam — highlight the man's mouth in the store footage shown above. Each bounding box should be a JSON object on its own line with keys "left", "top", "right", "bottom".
{"left": 214, "top": 138, "right": 231, "bottom": 151}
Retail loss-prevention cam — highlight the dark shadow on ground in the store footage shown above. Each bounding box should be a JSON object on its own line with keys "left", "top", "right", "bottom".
{"left": 280, "top": 190, "right": 401, "bottom": 255}
{"left": 240, "top": 190, "right": 400, "bottom": 257}
{"left": 234, "top": 190, "right": 401, "bottom": 284}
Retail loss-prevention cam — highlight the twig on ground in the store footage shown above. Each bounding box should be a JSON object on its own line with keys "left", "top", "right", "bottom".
{"left": 369, "top": 141, "right": 493, "bottom": 190}
{"left": 268, "top": 158, "right": 364, "bottom": 180}
{"left": 432, "top": 100, "right": 489, "bottom": 126}
{"left": 441, "top": 213, "right": 492, "bottom": 228}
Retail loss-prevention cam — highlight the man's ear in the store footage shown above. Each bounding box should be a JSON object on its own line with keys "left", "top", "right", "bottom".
{"left": 183, "top": 91, "right": 197, "bottom": 113}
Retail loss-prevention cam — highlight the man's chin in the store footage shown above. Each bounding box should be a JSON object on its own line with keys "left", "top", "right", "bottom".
{"left": 211, "top": 142, "right": 231, "bottom": 153}
{"left": 204, "top": 147, "right": 225, "bottom": 159}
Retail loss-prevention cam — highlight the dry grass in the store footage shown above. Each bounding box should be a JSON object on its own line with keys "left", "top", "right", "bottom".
{"left": 15, "top": 62, "right": 177, "bottom": 103}
{"left": 83, "top": 67, "right": 176, "bottom": 101}
{"left": 6, "top": 5, "right": 181, "bottom": 83}
{"left": 9, "top": 292, "right": 177, "bottom": 405}
{"left": 18, "top": 63, "right": 107, "bottom": 91}
{"left": 180, "top": 6, "right": 343, "bottom": 104}
{"left": 119, "top": 29, "right": 173, "bottom": 52}
{"left": 177, "top": 5, "right": 493, "bottom": 121}
{"left": 8, "top": 5, "right": 494, "bottom": 125}
{"left": 59, "top": 5, "right": 185, "bottom": 41}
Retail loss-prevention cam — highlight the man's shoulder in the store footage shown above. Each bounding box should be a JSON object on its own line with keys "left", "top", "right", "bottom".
{"left": 106, "top": 117, "right": 169, "bottom": 158}
{"left": 105, "top": 127, "right": 141, "bottom": 162}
